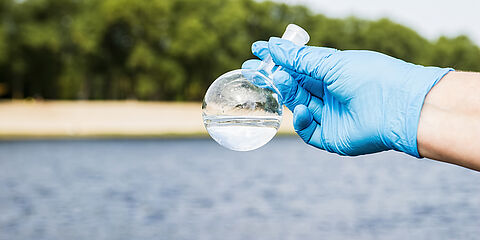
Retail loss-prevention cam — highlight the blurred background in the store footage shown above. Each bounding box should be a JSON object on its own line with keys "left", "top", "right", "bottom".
{"left": 0, "top": 0, "right": 479, "bottom": 239}
{"left": 0, "top": 0, "right": 479, "bottom": 101}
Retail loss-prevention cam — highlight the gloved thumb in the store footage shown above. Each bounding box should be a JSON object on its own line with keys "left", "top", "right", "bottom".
{"left": 268, "top": 37, "right": 337, "bottom": 79}
{"left": 293, "top": 104, "right": 317, "bottom": 145}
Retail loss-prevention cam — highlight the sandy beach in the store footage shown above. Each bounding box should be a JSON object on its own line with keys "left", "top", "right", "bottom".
{"left": 0, "top": 101, "right": 294, "bottom": 138}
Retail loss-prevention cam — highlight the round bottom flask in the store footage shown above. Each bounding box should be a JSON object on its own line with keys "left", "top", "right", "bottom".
{"left": 202, "top": 24, "right": 310, "bottom": 151}
{"left": 202, "top": 69, "right": 282, "bottom": 151}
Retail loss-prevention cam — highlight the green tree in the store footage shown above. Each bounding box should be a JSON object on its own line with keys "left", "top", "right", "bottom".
{"left": 0, "top": 0, "right": 479, "bottom": 100}
{"left": 429, "top": 36, "right": 480, "bottom": 71}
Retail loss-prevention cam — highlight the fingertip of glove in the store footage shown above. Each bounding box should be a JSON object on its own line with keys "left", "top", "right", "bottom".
{"left": 251, "top": 40, "right": 264, "bottom": 49}
{"left": 251, "top": 41, "right": 269, "bottom": 58}
{"left": 241, "top": 59, "right": 261, "bottom": 69}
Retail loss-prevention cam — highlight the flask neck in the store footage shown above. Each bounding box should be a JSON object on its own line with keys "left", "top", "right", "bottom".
{"left": 258, "top": 55, "right": 281, "bottom": 78}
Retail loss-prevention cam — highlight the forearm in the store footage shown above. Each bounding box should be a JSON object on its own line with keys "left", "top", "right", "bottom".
{"left": 417, "top": 71, "right": 480, "bottom": 171}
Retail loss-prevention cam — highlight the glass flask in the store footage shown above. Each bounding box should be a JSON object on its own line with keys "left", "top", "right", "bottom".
{"left": 202, "top": 24, "right": 310, "bottom": 151}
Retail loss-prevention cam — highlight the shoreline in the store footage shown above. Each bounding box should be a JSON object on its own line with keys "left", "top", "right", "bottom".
{"left": 0, "top": 100, "right": 295, "bottom": 139}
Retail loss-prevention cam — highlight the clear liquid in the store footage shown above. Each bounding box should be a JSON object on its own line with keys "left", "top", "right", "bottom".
{"left": 204, "top": 116, "right": 281, "bottom": 151}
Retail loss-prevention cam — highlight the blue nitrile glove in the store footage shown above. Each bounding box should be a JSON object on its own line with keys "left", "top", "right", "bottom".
{"left": 242, "top": 38, "right": 453, "bottom": 157}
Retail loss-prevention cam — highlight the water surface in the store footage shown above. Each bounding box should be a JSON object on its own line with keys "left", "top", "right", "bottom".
{"left": 0, "top": 137, "right": 479, "bottom": 240}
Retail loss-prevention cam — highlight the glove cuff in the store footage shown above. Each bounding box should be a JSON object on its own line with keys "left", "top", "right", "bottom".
{"left": 392, "top": 66, "right": 453, "bottom": 157}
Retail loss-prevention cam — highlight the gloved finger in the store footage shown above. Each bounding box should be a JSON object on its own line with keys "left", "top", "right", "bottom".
{"left": 243, "top": 59, "right": 323, "bottom": 100}
{"left": 251, "top": 41, "right": 270, "bottom": 60}
{"left": 307, "top": 94, "right": 324, "bottom": 124}
{"left": 284, "top": 68, "right": 324, "bottom": 99}
{"left": 272, "top": 70, "right": 310, "bottom": 111}
{"left": 293, "top": 105, "right": 325, "bottom": 150}
{"left": 250, "top": 42, "right": 325, "bottom": 98}
{"left": 241, "top": 59, "right": 262, "bottom": 69}
{"left": 268, "top": 37, "right": 337, "bottom": 79}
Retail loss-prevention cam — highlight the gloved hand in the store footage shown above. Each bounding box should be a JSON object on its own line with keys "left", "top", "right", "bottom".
{"left": 242, "top": 37, "right": 453, "bottom": 157}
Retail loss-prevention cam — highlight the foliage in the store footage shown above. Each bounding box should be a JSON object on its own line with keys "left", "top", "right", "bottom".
{"left": 0, "top": 0, "right": 479, "bottom": 100}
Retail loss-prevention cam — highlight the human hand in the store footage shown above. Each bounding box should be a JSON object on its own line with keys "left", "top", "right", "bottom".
{"left": 242, "top": 38, "right": 452, "bottom": 157}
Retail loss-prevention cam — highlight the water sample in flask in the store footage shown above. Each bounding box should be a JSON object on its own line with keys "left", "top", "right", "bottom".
{"left": 202, "top": 24, "right": 310, "bottom": 151}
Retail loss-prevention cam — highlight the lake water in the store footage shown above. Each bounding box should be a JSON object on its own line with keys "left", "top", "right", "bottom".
{"left": 0, "top": 137, "right": 479, "bottom": 240}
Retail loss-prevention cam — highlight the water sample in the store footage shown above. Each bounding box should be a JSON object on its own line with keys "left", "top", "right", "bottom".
{"left": 204, "top": 116, "right": 281, "bottom": 151}
{"left": 202, "top": 24, "right": 310, "bottom": 151}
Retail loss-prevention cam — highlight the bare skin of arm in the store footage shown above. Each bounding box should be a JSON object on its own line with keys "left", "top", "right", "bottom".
{"left": 417, "top": 71, "right": 480, "bottom": 171}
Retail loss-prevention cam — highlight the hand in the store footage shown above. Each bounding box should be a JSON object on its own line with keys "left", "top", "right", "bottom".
{"left": 242, "top": 38, "right": 452, "bottom": 157}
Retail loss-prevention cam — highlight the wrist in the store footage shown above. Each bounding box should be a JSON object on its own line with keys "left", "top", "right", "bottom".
{"left": 417, "top": 71, "right": 480, "bottom": 170}
{"left": 388, "top": 65, "right": 453, "bottom": 157}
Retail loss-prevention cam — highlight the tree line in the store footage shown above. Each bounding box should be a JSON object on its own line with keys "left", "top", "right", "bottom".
{"left": 0, "top": 0, "right": 479, "bottom": 100}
